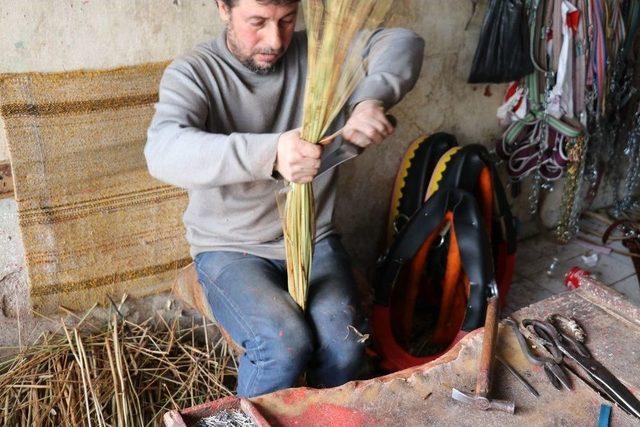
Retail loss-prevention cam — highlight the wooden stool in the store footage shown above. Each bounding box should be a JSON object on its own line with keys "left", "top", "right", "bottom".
{"left": 172, "top": 263, "right": 244, "bottom": 356}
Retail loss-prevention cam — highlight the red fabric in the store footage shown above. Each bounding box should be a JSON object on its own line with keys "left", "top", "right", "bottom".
{"left": 372, "top": 306, "right": 467, "bottom": 372}
{"left": 567, "top": 10, "right": 580, "bottom": 35}
{"left": 432, "top": 217, "right": 465, "bottom": 345}
{"left": 504, "top": 81, "right": 524, "bottom": 113}
{"left": 504, "top": 81, "right": 519, "bottom": 101}
{"left": 397, "top": 226, "right": 443, "bottom": 343}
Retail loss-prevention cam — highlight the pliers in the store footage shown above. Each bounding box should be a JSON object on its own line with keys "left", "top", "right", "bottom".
{"left": 504, "top": 317, "right": 572, "bottom": 391}
{"left": 522, "top": 317, "right": 640, "bottom": 419}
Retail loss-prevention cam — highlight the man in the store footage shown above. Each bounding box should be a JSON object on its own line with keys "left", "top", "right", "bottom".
{"left": 145, "top": 0, "right": 424, "bottom": 397}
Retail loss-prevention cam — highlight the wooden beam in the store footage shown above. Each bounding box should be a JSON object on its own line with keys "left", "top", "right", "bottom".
{"left": 0, "top": 161, "right": 13, "bottom": 199}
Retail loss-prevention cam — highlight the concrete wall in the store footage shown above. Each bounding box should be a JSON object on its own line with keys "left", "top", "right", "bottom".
{"left": 0, "top": 0, "right": 510, "bottom": 345}
{"left": 0, "top": 0, "right": 221, "bottom": 161}
{"left": 335, "top": 1, "right": 515, "bottom": 269}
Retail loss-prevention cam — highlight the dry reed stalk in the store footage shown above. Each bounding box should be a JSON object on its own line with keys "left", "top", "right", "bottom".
{"left": 0, "top": 308, "right": 237, "bottom": 426}
{"left": 284, "top": 0, "right": 395, "bottom": 309}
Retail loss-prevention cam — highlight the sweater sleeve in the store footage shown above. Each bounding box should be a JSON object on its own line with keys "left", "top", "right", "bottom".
{"left": 144, "top": 61, "right": 280, "bottom": 190}
{"left": 348, "top": 28, "right": 425, "bottom": 111}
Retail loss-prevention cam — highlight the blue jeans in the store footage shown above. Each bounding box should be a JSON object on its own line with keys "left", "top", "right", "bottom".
{"left": 194, "top": 235, "right": 367, "bottom": 397}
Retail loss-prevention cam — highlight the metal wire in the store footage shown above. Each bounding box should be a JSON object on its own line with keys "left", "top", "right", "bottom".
{"left": 195, "top": 409, "right": 258, "bottom": 427}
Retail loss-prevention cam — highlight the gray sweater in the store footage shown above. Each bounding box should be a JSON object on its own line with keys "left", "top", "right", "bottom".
{"left": 145, "top": 29, "right": 424, "bottom": 259}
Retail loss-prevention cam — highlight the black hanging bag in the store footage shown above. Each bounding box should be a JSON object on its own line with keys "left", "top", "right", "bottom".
{"left": 468, "top": 0, "right": 533, "bottom": 83}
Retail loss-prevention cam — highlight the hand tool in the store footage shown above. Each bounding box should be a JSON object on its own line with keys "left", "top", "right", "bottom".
{"left": 546, "top": 314, "right": 586, "bottom": 343}
{"left": 315, "top": 141, "right": 363, "bottom": 178}
{"left": 564, "top": 361, "right": 638, "bottom": 419}
{"left": 598, "top": 404, "right": 612, "bottom": 427}
{"left": 505, "top": 317, "right": 572, "bottom": 391}
{"left": 451, "top": 283, "right": 516, "bottom": 413}
{"left": 496, "top": 355, "right": 539, "bottom": 398}
{"left": 522, "top": 318, "right": 640, "bottom": 419}
{"left": 315, "top": 115, "right": 397, "bottom": 178}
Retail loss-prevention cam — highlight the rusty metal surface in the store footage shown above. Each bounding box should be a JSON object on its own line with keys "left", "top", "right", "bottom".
{"left": 248, "top": 279, "right": 640, "bottom": 426}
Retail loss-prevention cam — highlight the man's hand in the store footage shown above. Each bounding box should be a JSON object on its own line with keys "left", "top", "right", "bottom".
{"left": 342, "top": 100, "right": 395, "bottom": 148}
{"left": 275, "top": 129, "right": 322, "bottom": 183}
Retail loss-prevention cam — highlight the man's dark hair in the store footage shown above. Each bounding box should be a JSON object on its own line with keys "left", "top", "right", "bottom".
{"left": 220, "top": 0, "right": 300, "bottom": 8}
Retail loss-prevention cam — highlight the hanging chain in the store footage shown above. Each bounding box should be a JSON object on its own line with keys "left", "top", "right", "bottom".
{"left": 528, "top": 121, "right": 547, "bottom": 214}
{"left": 529, "top": 62, "right": 556, "bottom": 215}
{"left": 611, "top": 107, "right": 640, "bottom": 216}
{"left": 554, "top": 136, "right": 587, "bottom": 243}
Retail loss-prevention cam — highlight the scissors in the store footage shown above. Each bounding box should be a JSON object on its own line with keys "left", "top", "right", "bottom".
{"left": 519, "top": 316, "right": 640, "bottom": 419}
{"left": 505, "top": 317, "right": 572, "bottom": 391}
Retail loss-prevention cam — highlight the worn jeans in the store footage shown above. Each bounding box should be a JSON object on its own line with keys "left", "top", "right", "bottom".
{"left": 194, "top": 235, "right": 367, "bottom": 397}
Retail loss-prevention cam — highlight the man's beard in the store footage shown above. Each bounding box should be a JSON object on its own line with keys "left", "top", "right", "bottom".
{"left": 226, "top": 26, "right": 283, "bottom": 75}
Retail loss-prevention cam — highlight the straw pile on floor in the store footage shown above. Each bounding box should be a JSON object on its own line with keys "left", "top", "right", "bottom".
{"left": 0, "top": 306, "right": 238, "bottom": 426}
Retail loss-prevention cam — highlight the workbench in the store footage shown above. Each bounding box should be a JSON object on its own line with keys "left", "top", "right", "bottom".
{"left": 166, "top": 276, "right": 640, "bottom": 426}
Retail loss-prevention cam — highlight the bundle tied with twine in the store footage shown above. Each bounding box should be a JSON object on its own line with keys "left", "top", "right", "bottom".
{"left": 284, "top": 0, "right": 397, "bottom": 309}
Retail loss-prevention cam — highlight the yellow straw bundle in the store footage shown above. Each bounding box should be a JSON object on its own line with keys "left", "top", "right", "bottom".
{"left": 0, "top": 310, "right": 237, "bottom": 426}
{"left": 284, "top": 0, "right": 395, "bottom": 309}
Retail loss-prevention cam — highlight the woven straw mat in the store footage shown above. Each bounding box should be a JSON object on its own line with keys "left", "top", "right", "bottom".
{"left": 0, "top": 62, "right": 191, "bottom": 313}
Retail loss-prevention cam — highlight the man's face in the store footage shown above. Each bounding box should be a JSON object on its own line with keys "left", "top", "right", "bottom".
{"left": 218, "top": 0, "right": 298, "bottom": 74}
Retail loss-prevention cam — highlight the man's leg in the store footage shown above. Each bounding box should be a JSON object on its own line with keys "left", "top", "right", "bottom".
{"left": 194, "top": 251, "right": 313, "bottom": 397}
{"left": 305, "top": 236, "right": 368, "bottom": 388}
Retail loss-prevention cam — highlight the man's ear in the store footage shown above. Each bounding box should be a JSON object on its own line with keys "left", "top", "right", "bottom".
{"left": 216, "top": 0, "right": 231, "bottom": 24}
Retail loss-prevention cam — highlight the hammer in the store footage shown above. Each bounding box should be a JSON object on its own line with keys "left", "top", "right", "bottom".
{"left": 451, "top": 283, "right": 515, "bottom": 413}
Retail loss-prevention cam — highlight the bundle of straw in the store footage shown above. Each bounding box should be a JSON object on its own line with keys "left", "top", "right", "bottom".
{"left": 284, "top": 0, "right": 395, "bottom": 309}
{"left": 0, "top": 309, "right": 237, "bottom": 426}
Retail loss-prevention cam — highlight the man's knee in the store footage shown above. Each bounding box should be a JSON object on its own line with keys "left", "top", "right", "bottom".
{"left": 309, "top": 297, "right": 367, "bottom": 368}
{"left": 309, "top": 294, "right": 360, "bottom": 331}
{"left": 265, "top": 316, "right": 314, "bottom": 370}
{"left": 306, "top": 322, "right": 367, "bottom": 388}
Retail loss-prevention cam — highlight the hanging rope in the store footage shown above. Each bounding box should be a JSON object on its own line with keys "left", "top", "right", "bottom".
{"left": 494, "top": 0, "right": 640, "bottom": 241}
